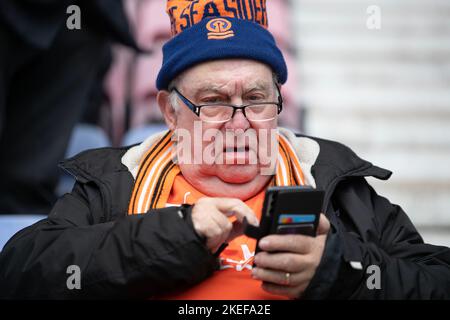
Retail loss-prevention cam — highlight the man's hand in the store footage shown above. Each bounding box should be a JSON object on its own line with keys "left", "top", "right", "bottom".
{"left": 191, "top": 197, "right": 259, "bottom": 254}
{"left": 252, "top": 213, "right": 330, "bottom": 299}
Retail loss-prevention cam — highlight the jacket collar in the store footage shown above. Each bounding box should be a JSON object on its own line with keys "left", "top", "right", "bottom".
{"left": 279, "top": 127, "right": 392, "bottom": 192}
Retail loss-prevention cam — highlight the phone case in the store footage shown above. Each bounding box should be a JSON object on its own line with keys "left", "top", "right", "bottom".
{"left": 244, "top": 186, "right": 325, "bottom": 255}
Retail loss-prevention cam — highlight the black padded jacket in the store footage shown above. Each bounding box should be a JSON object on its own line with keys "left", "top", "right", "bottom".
{"left": 1, "top": 135, "right": 449, "bottom": 299}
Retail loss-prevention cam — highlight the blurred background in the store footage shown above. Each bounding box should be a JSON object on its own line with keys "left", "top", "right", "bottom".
{"left": 0, "top": 0, "right": 449, "bottom": 248}
{"left": 292, "top": 0, "right": 450, "bottom": 247}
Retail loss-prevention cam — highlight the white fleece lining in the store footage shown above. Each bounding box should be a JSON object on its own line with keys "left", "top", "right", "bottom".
{"left": 121, "top": 127, "right": 319, "bottom": 188}
{"left": 278, "top": 127, "right": 319, "bottom": 188}
{"left": 121, "top": 131, "right": 167, "bottom": 179}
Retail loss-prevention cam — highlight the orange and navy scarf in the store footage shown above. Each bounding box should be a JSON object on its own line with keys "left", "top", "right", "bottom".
{"left": 128, "top": 131, "right": 305, "bottom": 214}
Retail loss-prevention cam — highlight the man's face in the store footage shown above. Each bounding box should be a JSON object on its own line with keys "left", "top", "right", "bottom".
{"left": 160, "top": 59, "right": 279, "bottom": 196}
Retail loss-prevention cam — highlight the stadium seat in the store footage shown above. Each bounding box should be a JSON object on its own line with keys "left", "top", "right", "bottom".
{"left": 122, "top": 123, "right": 167, "bottom": 146}
{"left": 0, "top": 215, "right": 46, "bottom": 251}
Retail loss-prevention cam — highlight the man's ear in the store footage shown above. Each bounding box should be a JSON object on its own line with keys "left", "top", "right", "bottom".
{"left": 157, "top": 90, "right": 177, "bottom": 130}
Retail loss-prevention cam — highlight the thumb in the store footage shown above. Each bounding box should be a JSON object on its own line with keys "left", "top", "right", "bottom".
{"left": 317, "top": 213, "right": 330, "bottom": 235}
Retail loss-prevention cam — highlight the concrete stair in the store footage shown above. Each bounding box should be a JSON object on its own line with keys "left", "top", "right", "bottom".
{"left": 292, "top": 0, "right": 450, "bottom": 246}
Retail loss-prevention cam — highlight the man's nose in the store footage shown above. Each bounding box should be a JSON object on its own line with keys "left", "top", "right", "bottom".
{"left": 224, "top": 109, "right": 250, "bottom": 131}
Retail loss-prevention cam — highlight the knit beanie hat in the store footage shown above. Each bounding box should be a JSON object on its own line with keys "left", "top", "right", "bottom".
{"left": 156, "top": 0, "right": 288, "bottom": 90}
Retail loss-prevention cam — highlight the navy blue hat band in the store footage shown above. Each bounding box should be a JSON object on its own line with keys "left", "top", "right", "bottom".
{"left": 156, "top": 17, "right": 287, "bottom": 90}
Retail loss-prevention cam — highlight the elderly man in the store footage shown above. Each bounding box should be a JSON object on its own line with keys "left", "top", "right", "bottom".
{"left": 1, "top": 0, "right": 450, "bottom": 299}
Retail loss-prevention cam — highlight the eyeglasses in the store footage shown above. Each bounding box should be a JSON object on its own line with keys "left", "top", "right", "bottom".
{"left": 171, "top": 85, "right": 283, "bottom": 123}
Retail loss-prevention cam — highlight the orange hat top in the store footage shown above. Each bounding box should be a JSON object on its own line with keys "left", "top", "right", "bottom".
{"left": 166, "top": 0, "right": 268, "bottom": 36}
{"left": 156, "top": 0, "right": 287, "bottom": 90}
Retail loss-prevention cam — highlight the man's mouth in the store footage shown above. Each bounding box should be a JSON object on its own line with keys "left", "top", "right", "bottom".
{"left": 224, "top": 146, "right": 250, "bottom": 153}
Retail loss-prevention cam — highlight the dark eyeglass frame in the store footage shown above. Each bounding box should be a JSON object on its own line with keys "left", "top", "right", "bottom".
{"left": 171, "top": 84, "right": 283, "bottom": 122}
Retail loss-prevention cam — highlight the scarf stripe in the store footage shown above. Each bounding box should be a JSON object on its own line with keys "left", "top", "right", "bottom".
{"left": 151, "top": 162, "right": 180, "bottom": 209}
{"left": 128, "top": 131, "right": 306, "bottom": 215}
{"left": 139, "top": 146, "right": 173, "bottom": 212}
{"left": 278, "top": 140, "right": 293, "bottom": 185}
{"left": 279, "top": 134, "right": 305, "bottom": 185}
{"left": 128, "top": 131, "right": 172, "bottom": 214}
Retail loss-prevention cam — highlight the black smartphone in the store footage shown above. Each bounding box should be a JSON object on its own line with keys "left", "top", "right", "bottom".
{"left": 244, "top": 186, "right": 325, "bottom": 254}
